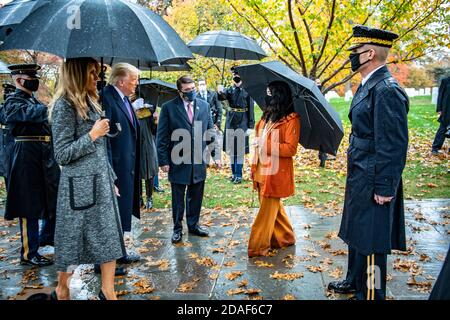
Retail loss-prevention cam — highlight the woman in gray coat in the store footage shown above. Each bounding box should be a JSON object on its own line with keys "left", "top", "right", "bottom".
{"left": 50, "top": 58, "right": 126, "bottom": 300}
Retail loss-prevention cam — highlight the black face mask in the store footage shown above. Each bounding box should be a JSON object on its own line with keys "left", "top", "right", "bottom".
{"left": 22, "top": 79, "right": 39, "bottom": 92}
{"left": 233, "top": 76, "right": 241, "bottom": 84}
{"left": 349, "top": 50, "right": 371, "bottom": 72}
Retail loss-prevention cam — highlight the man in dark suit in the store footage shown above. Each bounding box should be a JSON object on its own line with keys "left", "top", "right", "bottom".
{"left": 103, "top": 63, "right": 141, "bottom": 266}
{"left": 197, "top": 79, "right": 222, "bottom": 130}
{"left": 431, "top": 76, "right": 450, "bottom": 155}
{"left": 157, "top": 75, "right": 219, "bottom": 244}
{"left": 328, "top": 26, "right": 409, "bottom": 300}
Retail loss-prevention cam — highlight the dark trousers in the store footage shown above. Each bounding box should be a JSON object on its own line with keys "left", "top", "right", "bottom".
{"left": 432, "top": 119, "right": 447, "bottom": 151}
{"left": 154, "top": 174, "right": 159, "bottom": 188}
{"left": 141, "top": 178, "right": 154, "bottom": 199}
{"left": 171, "top": 181, "right": 205, "bottom": 233}
{"left": 39, "top": 217, "right": 55, "bottom": 246}
{"left": 345, "top": 246, "right": 387, "bottom": 300}
{"left": 18, "top": 217, "right": 54, "bottom": 260}
{"left": 230, "top": 155, "right": 244, "bottom": 179}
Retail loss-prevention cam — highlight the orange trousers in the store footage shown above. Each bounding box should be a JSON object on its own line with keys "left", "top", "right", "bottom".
{"left": 248, "top": 184, "right": 296, "bottom": 257}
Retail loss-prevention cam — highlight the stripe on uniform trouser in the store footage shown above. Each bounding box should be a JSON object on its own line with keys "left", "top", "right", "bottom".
{"left": 366, "top": 254, "right": 375, "bottom": 300}
{"left": 21, "top": 218, "right": 29, "bottom": 260}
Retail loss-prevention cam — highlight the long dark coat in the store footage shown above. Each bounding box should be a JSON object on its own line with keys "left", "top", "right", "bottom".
{"left": 436, "top": 76, "right": 450, "bottom": 127}
{"left": 103, "top": 85, "right": 140, "bottom": 233}
{"left": 138, "top": 113, "right": 158, "bottom": 180}
{"left": 429, "top": 245, "right": 450, "bottom": 300}
{"left": 156, "top": 96, "right": 215, "bottom": 185}
{"left": 198, "top": 90, "right": 223, "bottom": 128}
{"left": 3, "top": 89, "right": 60, "bottom": 221}
{"left": 338, "top": 66, "right": 409, "bottom": 255}
{"left": 218, "top": 86, "right": 255, "bottom": 155}
{"left": 0, "top": 103, "right": 14, "bottom": 178}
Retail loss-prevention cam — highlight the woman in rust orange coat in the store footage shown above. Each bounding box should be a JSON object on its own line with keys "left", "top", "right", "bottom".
{"left": 248, "top": 80, "right": 300, "bottom": 258}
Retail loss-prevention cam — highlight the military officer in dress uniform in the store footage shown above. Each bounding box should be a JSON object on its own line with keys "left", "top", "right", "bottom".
{"left": 3, "top": 64, "right": 60, "bottom": 267}
{"left": 218, "top": 67, "right": 255, "bottom": 184}
{"left": 327, "top": 26, "right": 409, "bottom": 300}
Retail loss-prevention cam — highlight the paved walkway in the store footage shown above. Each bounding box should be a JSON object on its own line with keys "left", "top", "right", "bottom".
{"left": 0, "top": 199, "right": 448, "bottom": 300}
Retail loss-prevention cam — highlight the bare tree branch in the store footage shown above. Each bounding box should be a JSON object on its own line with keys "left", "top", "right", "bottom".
{"left": 287, "top": 0, "right": 307, "bottom": 75}
{"left": 311, "top": 0, "right": 336, "bottom": 76}
{"left": 323, "top": 72, "right": 357, "bottom": 94}
{"left": 296, "top": 2, "right": 315, "bottom": 59}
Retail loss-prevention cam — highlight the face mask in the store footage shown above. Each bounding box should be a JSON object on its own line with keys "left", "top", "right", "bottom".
{"left": 198, "top": 84, "right": 207, "bottom": 92}
{"left": 21, "top": 79, "right": 39, "bottom": 92}
{"left": 182, "top": 90, "right": 196, "bottom": 102}
{"left": 349, "top": 50, "right": 371, "bottom": 72}
{"left": 233, "top": 76, "right": 241, "bottom": 84}
{"left": 264, "top": 95, "right": 273, "bottom": 108}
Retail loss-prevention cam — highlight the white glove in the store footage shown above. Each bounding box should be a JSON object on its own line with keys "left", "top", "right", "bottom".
{"left": 246, "top": 129, "right": 253, "bottom": 135}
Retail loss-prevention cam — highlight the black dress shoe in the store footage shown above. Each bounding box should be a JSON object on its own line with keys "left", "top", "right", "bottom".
{"left": 117, "top": 252, "right": 141, "bottom": 264}
{"left": 146, "top": 198, "right": 153, "bottom": 209}
{"left": 171, "top": 231, "right": 182, "bottom": 244}
{"left": 98, "top": 290, "right": 107, "bottom": 300}
{"left": 94, "top": 264, "right": 127, "bottom": 276}
{"left": 328, "top": 280, "right": 356, "bottom": 294}
{"left": 153, "top": 186, "right": 165, "bottom": 193}
{"left": 188, "top": 227, "right": 209, "bottom": 237}
{"left": 233, "top": 177, "right": 242, "bottom": 184}
{"left": 20, "top": 254, "right": 53, "bottom": 267}
{"left": 229, "top": 176, "right": 235, "bottom": 182}
{"left": 39, "top": 241, "right": 54, "bottom": 247}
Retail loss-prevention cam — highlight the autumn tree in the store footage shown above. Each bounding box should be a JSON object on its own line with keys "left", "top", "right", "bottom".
{"left": 223, "top": 0, "right": 449, "bottom": 93}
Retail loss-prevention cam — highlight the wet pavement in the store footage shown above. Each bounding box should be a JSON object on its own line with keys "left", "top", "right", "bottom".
{"left": 0, "top": 199, "right": 448, "bottom": 300}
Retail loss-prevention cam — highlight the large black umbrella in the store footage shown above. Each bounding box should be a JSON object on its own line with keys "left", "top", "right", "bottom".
{"left": 235, "top": 61, "right": 344, "bottom": 155}
{"left": 138, "top": 79, "right": 178, "bottom": 108}
{"left": 188, "top": 30, "right": 267, "bottom": 83}
{"left": 0, "top": 0, "right": 193, "bottom": 66}
{"left": 0, "top": 0, "right": 49, "bottom": 41}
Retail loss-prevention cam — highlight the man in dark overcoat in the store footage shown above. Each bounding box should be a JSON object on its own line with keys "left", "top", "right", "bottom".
{"left": 157, "top": 75, "right": 219, "bottom": 244}
{"left": 328, "top": 26, "right": 409, "bottom": 300}
{"left": 3, "top": 64, "right": 60, "bottom": 267}
{"left": 431, "top": 76, "right": 450, "bottom": 154}
{"left": 103, "top": 63, "right": 141, "bottom": 265}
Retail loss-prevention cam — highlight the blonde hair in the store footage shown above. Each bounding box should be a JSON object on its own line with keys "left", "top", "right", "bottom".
{"left": 108, "top": 63, "right": 140, "bottom": 86}
{"left": 50, "top": 58, "right": 102, "bottom": 120}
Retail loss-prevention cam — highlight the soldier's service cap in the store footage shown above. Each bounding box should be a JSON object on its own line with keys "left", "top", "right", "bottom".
{"left": 7, "top": 64, "right": 41, "bottom": 78}
{"left": 348, "top": 25, "right": 399, "bottom": 50}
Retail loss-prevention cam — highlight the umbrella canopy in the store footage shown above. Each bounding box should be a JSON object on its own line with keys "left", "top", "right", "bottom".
{"left": 150, "top": 63, "right": 192, "bottom": 72}
{"left": 0, "top": 0, "right": 193, "bottom": 66}
{"left": 188, "top": 30, "right": 267, "bottom": 60}
{"left": 0, "top": 59, "right": 9, "bottom": 74}
{"left": 138, "top": 78, "right": 178, "bottom": 107}
{"left": 0, "top": 0, "right": 49, "bottom": 41}
{"left": 235, "top": 61, "right": 344, "bottom": 155}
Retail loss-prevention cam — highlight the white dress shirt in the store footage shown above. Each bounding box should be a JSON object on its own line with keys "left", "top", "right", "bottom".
{"left": 361, "top": 65, "right": 385, "bottom": 86}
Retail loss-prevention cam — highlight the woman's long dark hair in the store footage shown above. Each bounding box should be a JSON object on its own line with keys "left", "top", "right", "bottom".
{"left": 262, "top": 80, "right": 294, "bottom": 123}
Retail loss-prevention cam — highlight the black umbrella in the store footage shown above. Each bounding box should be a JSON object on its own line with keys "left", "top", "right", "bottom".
{"left": 0, "top": 0, "right": 193, "bottom": 66}
{"left": 0, "top": 59, "right": 9, "bottom": 74}
{"left": 235, "top": 61, "right": 344, "bottom": 156}
{"left": 138, "top": 79, "right": 178, "bottom": 108}
{"left": 188, "top": 30, "right": 267, "bottom": 83}
{"left": 0, "top": 0, "right": 49, "bottom": 41}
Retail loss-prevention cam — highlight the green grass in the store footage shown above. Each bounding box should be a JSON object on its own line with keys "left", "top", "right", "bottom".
{"left": 152, "top": 95, "right": 449, "bottom": 210}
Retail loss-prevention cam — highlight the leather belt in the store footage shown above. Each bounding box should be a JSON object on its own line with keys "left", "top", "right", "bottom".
{"left": 349, "top": 134, "right": 375, "bottom": 153}
{"left": 15, "top": 135, "right": 51, "bottom": 143}
{"left": 230, "top": 108, "right": 246, "bottom": 112}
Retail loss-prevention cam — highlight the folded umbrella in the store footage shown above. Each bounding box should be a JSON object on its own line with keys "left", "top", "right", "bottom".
{"left": 235, "top": 61, "right": 344, "bottom": 155}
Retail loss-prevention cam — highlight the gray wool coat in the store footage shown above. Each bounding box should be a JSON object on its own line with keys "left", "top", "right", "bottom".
{"left": 51, "top": 98, "right": 126, "bottom": 272}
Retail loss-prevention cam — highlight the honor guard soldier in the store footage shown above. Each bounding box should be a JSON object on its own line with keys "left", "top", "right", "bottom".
{"left": 3, "top": 64, "right": 60, "bottom": 267}
{"left": 328, "top": 26, "right": 409, "bottom": 300}
{"left": 218, "top": 67, "right": 255, "bottom": 184}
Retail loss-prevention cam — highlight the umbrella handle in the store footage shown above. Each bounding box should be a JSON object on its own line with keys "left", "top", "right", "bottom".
{"left": 221, "top": 48, "right": 227, "bottom": 85}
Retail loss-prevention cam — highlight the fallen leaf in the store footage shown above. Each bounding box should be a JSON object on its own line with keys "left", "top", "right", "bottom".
{"left": 177, "top": 278, "right": 200, "bottom": 292}
{"left": 225, "top": 271, "right": 243, "bottom": 281}
{"left": 254, "top": 260, "right": 274, "bottom": 268}
{"left": 270, "top": 271, "right": 304, "bottom": 281}
{"left": 282, "top": 294, "right": 296, "bottom": 300}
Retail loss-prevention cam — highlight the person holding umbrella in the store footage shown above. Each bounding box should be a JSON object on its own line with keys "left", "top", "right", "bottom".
{"left": 50, "top": 58, "right": 126, "bottom": 300}
{"left": 328, "top": 25, "right": 409, "bottom": 300}
{"left": 218, "top": 67, "right": 255, "bottom": 184}
{"left": 248, "top": 80, "right": 300, "bottom": 257}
